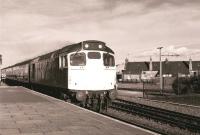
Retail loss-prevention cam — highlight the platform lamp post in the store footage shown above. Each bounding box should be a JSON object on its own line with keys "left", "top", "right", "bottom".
{"left": 157, "top": 47, "right": 163, "bottom": 95}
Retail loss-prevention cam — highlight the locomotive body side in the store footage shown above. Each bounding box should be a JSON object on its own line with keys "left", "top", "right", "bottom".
{"left": 29, "top": 53, "right": 68, "bottom": 89}
{"left": 30, "top": 54, "right": 68, "bottom": 89}
{"left": 29, "top": 43, "right": 82, "bottom": 89}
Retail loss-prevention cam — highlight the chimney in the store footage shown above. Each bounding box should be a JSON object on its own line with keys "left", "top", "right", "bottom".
{"left": 189, "top": 57, "right": 193, "bottom": 71}
{"left": 125, "top": 58, "right": 129, "bottom": 70}
{"left": 149, "top": 57, "right": 153, "bottom": 71}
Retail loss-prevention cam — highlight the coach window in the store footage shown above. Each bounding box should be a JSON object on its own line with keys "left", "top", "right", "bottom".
{"left": 70, "top": 52, "right": 86, "bottom": 66}
{"left": 103, "top": 53, "right": 115, "bottom": 67}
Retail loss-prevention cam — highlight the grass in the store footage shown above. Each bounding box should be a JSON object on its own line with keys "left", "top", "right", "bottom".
{"left": 118, "top": 82, "right": 173, "bottom": 92}
{"left": 118, "top": 82, "right": 200, "bottom": 106}
{"left": 149, "top": 94, "right": 200, "bottom": 106}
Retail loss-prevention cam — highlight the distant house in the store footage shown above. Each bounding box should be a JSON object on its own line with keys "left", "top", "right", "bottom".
{"left": 124, "top": 62, "right": 149, "bottom": 74}
{"left": 121, "top": 58, "right": 200, "bottom": 82}
{"left": 155, "top": 61, "right": 189, "bottom": 76}
{"left": 190, "top": 61, "right": 200, "bottom": 76}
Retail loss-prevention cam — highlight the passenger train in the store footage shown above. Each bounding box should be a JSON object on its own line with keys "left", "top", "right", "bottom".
{"left": 1, "top": 40, "right": 117, "bottom": 111}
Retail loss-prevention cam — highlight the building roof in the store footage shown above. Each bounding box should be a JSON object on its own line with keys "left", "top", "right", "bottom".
{"left": 124, "top": 62, "right": 149, "bottom": 74}
{"left": 124, "top": 61, "right": 200, "bottom": 75}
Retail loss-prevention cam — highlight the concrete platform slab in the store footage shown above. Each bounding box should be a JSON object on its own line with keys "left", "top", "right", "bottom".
{"left": 0, "top": 86, "right": 157, "bottom": 135}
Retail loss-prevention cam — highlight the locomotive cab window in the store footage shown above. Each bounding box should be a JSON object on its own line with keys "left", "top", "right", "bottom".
{"left": 70, "top": 52, "right": 86, "bottom": 66}
{"left": 59, "top": 55, "right": 68, "bottom": 68}
{"left": 103, "top": 53, "right": 115, "bottom": 67}
{"left": 88, "top": 52, "right": 101, "bottom": 59}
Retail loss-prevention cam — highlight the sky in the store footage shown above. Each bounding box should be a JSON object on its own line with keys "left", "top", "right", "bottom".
{"left": 1, "top": 0, "right": 200, "bottom": 67}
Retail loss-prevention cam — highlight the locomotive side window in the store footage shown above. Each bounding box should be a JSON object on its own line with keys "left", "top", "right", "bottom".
{"left": 59, "top": 55, "right": 68, "bottom": 68}
{"left": 103, "top": 53, "right": 115, "bottom": 67}
{"left": 88, "top": 52, "right": 101, "bottom": 59}
{"left": 64, "top": 55, "right": 68, "bottom": 67}
{"left": 70, "top": 52, "right": 86, "bottom": 66}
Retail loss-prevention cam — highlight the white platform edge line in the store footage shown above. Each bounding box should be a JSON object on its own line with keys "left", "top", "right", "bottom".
{"left": 20, "top": 86, "right": 159, "bottom": 135}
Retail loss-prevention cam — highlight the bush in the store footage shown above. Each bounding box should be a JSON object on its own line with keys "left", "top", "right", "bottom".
{"left": 172, "top": 77, "right": 190, "bottom": 95}
{"left": 189, "top": 75, "right": 200, "bottom": 93}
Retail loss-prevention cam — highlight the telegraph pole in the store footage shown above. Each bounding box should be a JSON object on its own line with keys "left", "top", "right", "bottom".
{"left": 156, "top": 47, "right": 180, "bottom": 95}
{"left": 157, "top": 47, "right": 163, "bottom": 94}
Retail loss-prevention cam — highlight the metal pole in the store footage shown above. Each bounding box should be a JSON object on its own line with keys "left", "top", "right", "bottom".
{"left": 157, "top": 47, "right": 163, "bottom": 94}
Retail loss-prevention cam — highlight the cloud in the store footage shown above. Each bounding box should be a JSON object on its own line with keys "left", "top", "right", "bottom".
{"left": 132, "top": 45, "right": 200, "bottom": 62}
{"left": 1, "top": 0, "right": 200, "bottom": 67}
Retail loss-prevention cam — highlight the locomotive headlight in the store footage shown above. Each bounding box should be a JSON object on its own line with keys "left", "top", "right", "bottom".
{"left": 76, "top": 91, "right": 87, "bottom": 101}
{"left": 98, "top": 44, "right": 102, "bottom": 49}
{"left": 85, "top": 44, "right": 89, "bottom": 48}
{"left": 100, "top": 93, "right": 104, "bottom": 97}
{"left": 109, "top": 90, "right": 117, "bottom": 100}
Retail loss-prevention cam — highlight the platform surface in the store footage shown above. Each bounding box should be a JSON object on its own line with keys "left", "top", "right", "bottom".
{"left": 0, "top": 86, "right": 155, "bottom": 135}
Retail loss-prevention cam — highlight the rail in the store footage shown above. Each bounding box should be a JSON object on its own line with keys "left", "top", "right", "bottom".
{"left": 109, "top": 99, "right": 200, "bottom": 133}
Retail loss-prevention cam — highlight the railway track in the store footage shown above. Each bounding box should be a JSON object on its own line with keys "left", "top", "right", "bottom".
{"left": 109, "top": 99, "right": 200, "bottom": 133}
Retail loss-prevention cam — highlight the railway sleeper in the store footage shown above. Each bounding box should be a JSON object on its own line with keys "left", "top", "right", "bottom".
{"left": 110, "top": 100, "right": 200, "bottom": 133}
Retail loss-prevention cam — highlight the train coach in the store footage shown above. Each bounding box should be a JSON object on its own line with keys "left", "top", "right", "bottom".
{"left": 2, "top": 40, "right": 117, "bottom": 111}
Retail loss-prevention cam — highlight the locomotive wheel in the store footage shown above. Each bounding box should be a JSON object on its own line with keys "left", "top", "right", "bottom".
{"left": 60, "top": 92, "right": 72, "bottom": 103}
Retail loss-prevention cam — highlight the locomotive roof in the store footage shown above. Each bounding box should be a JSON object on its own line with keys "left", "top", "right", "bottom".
{"left": 59, "top": 40, "right": 114, "bottom": 54}
{"left": 38, "top": 50, "right": 60, "bottom": 61}
{"left": 59, "top": 42, "right": 82, "bottom": 54}
{"left": 37, "top": 40, "right": 114, "bottom": 60}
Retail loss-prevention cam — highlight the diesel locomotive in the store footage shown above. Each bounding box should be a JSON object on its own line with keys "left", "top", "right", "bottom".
{"left": 1, "top": 40, "right": 117, "bottom": 111}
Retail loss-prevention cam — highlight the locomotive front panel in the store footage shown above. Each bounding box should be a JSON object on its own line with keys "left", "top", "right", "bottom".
{"left": 68, "top": 50, "right": 116, "bottom": 91}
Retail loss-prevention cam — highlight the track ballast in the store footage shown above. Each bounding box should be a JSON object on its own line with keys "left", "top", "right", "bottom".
{"left": 109, "top": 99, "right": 200, "bottom": 133}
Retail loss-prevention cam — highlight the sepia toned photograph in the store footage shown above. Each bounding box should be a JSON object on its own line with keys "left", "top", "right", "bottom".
{"left": 0, "top": 0, "right": 200, "bottom": 135}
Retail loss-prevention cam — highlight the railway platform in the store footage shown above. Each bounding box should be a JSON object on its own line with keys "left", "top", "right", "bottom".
{"left": 0, "top": 86, "right": 156, "bottom": 135}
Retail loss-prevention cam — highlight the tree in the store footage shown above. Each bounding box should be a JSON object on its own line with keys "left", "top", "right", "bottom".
{"left": 172, "top": 77, "right": 190, "bottom": 95}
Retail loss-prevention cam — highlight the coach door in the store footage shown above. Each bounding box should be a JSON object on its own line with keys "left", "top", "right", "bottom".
{"left": 32, "top": 64, "right": 35, "bottom": 80}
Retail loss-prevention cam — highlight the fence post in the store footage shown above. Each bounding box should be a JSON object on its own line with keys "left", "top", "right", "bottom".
{"left": 177, "top": 73, "right": 179, "bottom": 95}
{"left": 143, "top": 81, "right": 145, "bottom": 98}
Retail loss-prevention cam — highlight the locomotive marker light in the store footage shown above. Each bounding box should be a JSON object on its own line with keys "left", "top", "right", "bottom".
{"left": 109, "top": 89, "right": 117, "bottom": 100}
{"left": 76, "top": 91, "right": 87, "bottom": 101}
{"left": 85, "top": 44, "right": 89, "bottom": 48}
{"left": 98, "top": 44, "right": 102, "bottom": 49}
{"left": 157, "top": 47, "right": 163, "bottom": 94}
